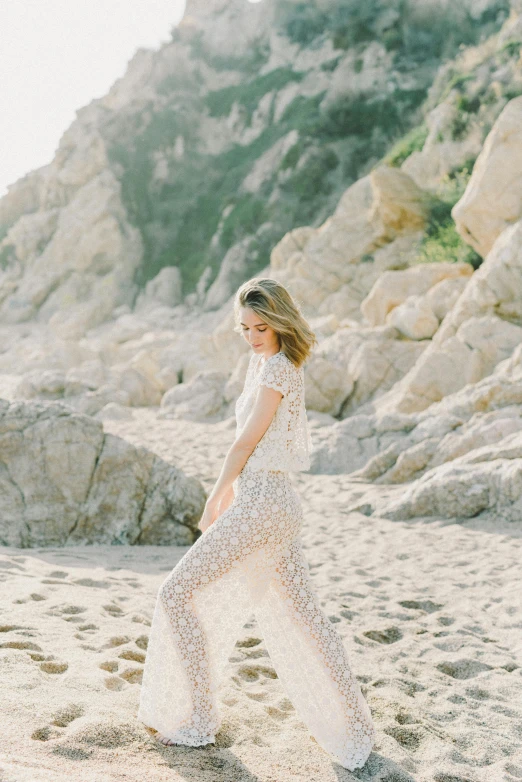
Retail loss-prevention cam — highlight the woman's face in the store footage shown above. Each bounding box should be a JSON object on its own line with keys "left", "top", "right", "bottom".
{"left": 239, "top": 306, "right": 280, "bottom": 357}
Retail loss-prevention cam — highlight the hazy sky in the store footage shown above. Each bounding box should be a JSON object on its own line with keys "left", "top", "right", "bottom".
{"left": 0, "top": 0, "right": 186, "bottom": 198}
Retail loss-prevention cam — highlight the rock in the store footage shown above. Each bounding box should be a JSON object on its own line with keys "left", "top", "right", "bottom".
{"left": 15, "top": 370, "right": 67, "bottom": 400}
{"left": 0, "top": 399, "right": 205, "bottom": 546}
{"left": 308, "top": 314, "right": 340, "bottom": 338}
{"left": 305, "top": 324, "right": 427, "bottom": 417}
{"left": 402, "top": 101, "right": 483, "bottom": 194}
{"left": 223, "top": 352, "right": 250, "bottom": 407}
{"left": 94, "top": 403, "right": 135, "bottom": 421}
{"left": 424, "top": 276, "right": 469, "bottom": 322}
{"left": 452, "top": 96, "right": 522, "bottom": 257}
{"left": 134, "top": 267, "right": 182, "bottom": 312}
{"left": 159, "top": 370, "right": 229, "bottom": 421}
{"left": 361, "top": 263, "right": 472, "bottom": 327}
{"left": 376, "top": 219, "right": 522, "bottom": 413}
{"left": 386, "top": 295, "right": 440, "bottom": 340}
{"left": 379, "top": 432, "right": 522, "bottom": 521}
{"left": 311, "top": 342, "right": 522, "bottom": 488}
{"left": 203, "top": 238, "right": 253, "bottom": 311}
{"left": 242, "top": 130, "right": 299, "bottom": 193}
{"left": 270, "top": 167, "right": 429, "bottom": 323}
{"left": 0, "top": 170, "right": 143, "bottom": 337}
{"left": 367, "top": 165, "right": 431, "bottom": 238}
{"left": 65, "top": 360, "right": 111, "bottom": 391}
{"left": 113, "top": 366, "right": 163, "bottom": 407}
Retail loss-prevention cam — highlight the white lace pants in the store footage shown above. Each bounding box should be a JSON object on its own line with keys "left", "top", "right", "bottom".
{"left": 137, "top": 461, "right": 375, "bottom": 770}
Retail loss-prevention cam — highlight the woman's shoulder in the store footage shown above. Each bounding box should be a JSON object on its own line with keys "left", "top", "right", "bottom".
{"left": 266, "top": 351, "right": 300, "bottom": 371}
{"left": 262, "top": 352, "right": 303, "bottom": 392}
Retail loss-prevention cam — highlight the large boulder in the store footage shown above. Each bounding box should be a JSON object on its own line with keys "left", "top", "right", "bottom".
{"left": 361, "top": 263, "right": 472, "bottom": 327}
{"left": 379, "top": 431, "right": 522, "bottom": 522}
{"left": 268, "top": 166, "right": 430, "bottom": 322}
{"left": 452, "top": 96, "right": 522, "bottom": 258}
{"left": 0, "top": 399, "right": 206, "bottom": 546}
{"left": 159, "top": 370, "right": 229, "bottom": 421}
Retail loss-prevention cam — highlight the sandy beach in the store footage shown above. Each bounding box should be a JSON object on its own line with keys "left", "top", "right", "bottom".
{"left": 1, "top": 409, "right": 521, "bottom": 782}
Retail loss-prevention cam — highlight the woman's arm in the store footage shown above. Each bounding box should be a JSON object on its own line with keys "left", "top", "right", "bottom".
{"left": 198, "top": 384, "right": 283, "bottom": 531}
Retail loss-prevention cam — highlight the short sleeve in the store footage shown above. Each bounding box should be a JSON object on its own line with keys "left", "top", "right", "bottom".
{"left": 258, "top": 354, "right": 292, "bottom": 397}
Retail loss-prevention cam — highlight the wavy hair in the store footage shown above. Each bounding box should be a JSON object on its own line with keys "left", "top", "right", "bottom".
{"left": 233, "top": 277, "right": 317, "bottom": 368}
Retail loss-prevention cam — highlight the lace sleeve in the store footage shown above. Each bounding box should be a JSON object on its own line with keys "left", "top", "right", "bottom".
{"left": 258, "top": 354, "right": 292, "bottom": 397}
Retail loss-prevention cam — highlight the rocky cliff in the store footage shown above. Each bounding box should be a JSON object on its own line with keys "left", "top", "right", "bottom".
{"left": 0, "top": 0, "right": 516, "bottom": 332}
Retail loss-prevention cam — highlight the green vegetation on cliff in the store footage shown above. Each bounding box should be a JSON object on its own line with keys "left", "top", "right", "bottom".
{"left": 104, "top": 0, "right": 514, "bottom": 298}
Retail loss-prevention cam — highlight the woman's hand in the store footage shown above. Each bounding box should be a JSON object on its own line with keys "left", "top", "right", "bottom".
{"left": 198, "top": 499, "right": 220, "bottom": 534}
{"left": 198, "top": 486, "right": 235, "bottom": 534}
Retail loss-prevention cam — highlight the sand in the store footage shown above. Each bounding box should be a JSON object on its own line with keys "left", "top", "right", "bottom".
{"left": 1, "top": 408, "right": 521, "bottom": 782}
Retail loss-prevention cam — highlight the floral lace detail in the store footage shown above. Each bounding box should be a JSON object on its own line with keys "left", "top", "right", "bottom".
{"left": 235, "top": 351, "right": 313, "bottom": 473}
{"left": 137, "top": 457, "right": 375, "bottom": 769}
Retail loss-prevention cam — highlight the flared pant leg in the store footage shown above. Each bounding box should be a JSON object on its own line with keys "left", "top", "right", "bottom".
{"left": 137, "top": 465, "right": 375, "bottom": 769}
{"left": 251, "top": 535, "right": 375, "bottom": 770}
{"left": 137, "top": 466, "right": 297, "bottom": 745}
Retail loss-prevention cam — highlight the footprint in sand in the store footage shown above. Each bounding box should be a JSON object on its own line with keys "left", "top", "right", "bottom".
{"left": 399, "top": 599, "right": 444, "bottom": 614}
{"left": 40, "top": 661, "right": 69, "bottom": 674}
{"left": 264, "top": 705, "right": 291, "bottom": 722}
{"left": 437, "top": 659, "right": 493, "bottom": 679}
{"left": 41, "top": 571, "right": 71, "bottom": 585}
{"left": 1, "top": 640, "right": 43, "bottom": 652}
{"left": 384, "top": 724, "right": 425, "bottom": 751}
{"left": 51, "top": 703, "right": 85, "bottom": 727}
{"left": 364, "top": 626, "right": 403, "bottom": 644}
{"left": 0, "top": 629, "right": 68, "bottom": 672}
{"left": 118, "top": 649, "right": 146, "bottom": 663}
{"left": 135, "top": 634, "right": 148, "bottom": 650}
{"left": 236, "top": 664, "right": 278, "bottom": 683}
{"left": 99, "top": 636, "right": 147, "bottom": 686}
{"left": 118, "top": 667, "right": 143, "bottom": 684}
{"left": 395, "top": 710, "right": 420, "bottom": 725}
{"left": 131, "top": 614, "right": 151, "bottom": 626}
{"left": 465, "top": 686, "right": 490, "bottom": 700}
{"left": 72, "top": 578, "right": 110, "bottom": 589}
{"left": 0, "top": 560, "right": 25, "bottom": 572}
{"left": 99, "top": 660, "right": 119, "bottom": 673}
{"left": 103, "top": 603, "right": 125, "bottom": 617}
{"left": 104, "top": 635, "right": 131, "bottom": 648}
{"left": 31, "top": 725, "right": 63, "bottom": 742}
{"left": 104, "top": 675, "right": 126, "bottom": 690}
{"left": 46, "top": 604, "right": 88, "bottom": 624}
{"left": 233, "top": 636, "right": 269, "bottom": 660}
{"left": 235, "top": 636, "right": 262, "bottom": 649}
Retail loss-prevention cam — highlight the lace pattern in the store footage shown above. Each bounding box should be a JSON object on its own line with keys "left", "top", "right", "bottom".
{"left": 138, "top": 459, "right": 375, "bottom": 769}
{"left": 235, "top": 351, "right": 313, "bottom": 473}
{"left": 137, "top": 352, "right": 375, "bottom": 770}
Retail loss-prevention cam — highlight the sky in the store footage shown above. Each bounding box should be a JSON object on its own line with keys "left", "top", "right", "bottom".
{"left": 0, "top": 0, "right": 187, "bottom": 198}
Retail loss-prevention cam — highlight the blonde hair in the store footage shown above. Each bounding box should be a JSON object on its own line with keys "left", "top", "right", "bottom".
{"left": 233, "top": 277, "right": 317, "bottom": 368}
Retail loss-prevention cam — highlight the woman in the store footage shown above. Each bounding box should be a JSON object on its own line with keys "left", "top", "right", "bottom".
{"left": 137, "top": 277, "right": 375, "bottom": 770}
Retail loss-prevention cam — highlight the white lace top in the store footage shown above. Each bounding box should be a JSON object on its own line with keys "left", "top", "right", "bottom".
{"left": 235, "top": 350, "right": 313, "bottom": 472}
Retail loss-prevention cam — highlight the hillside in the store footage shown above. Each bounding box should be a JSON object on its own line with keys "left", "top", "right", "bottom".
{"left": 0, "top": 0, "right": 518, "bottom": 330}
